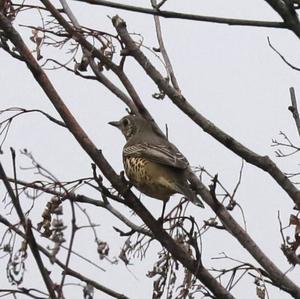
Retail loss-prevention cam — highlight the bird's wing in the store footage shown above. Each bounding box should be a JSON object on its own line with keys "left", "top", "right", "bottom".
{"left": 123, "top": 143, "right": 188, "bottom": 169}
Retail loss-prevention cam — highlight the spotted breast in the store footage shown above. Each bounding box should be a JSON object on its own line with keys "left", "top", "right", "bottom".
{"left": 123, "top": 156, "right": 180, "bottom": 201}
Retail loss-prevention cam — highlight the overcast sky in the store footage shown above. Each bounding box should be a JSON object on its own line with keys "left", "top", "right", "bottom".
{"left": 1, "top": 1, "right": 300, "bottom": 298}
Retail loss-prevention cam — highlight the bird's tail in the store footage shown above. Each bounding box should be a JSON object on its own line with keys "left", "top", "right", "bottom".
{"left": 181, "top": 185, "right": 204, "bottom": 208}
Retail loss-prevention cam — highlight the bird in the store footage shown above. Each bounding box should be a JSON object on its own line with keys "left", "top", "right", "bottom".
{"left": 108, "top": 114, "right": 204, "bottom": 217}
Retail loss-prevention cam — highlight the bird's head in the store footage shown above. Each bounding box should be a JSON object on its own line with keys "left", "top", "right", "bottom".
{"left": 108, "top": 115, "right": 146, "bottom": 141}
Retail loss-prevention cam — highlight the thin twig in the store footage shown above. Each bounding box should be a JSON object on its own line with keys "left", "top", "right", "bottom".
{"left": 0, "top": 107, "right": 66, "bottom": 128}
{"left": 6, "top": 176, "right": 152, "bottom": 236}
{"left": 289, "top": 87, "right": 300, "bottom": 137}
{"left": 0, "top": 288, "right": 48, "bottom": 299}
{"left": 151, "top": 0, "right": 180, "bottom": 91}
{"left": 58, "top": 199, "right": 77, "bottom": 297}
{"left": 267, "top": 37, "right": 300, "bottom": 71}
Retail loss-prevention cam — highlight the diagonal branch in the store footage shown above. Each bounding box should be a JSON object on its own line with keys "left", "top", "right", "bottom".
{"left": 267, "top": 36, "right": 300, "bottom": 71}
{"left": 0, "top": 163, "right": 57, "bottom": 299}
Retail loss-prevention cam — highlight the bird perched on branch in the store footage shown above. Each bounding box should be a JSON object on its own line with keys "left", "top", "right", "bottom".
{"left": 109, "top": 115, "right": 204, "bottom": 217}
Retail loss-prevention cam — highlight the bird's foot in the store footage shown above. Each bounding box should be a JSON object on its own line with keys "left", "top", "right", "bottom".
{"left": 120, "top": 170, "right": 133, "bottom": 193}
{"left": 157, "top": 216, "right": 164, "bottom": 227}
{"left": 120, "top": 170, "right": 127, "bottom": 183}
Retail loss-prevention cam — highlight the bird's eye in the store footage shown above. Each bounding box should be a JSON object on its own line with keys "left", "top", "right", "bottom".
{"left": 123, "top": 118, "right": 129, "bottom": 127}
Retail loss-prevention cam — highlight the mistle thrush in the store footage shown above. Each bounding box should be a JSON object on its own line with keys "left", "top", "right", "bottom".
{"left": 109, "top": 115, "right": 204, "bottom": 209}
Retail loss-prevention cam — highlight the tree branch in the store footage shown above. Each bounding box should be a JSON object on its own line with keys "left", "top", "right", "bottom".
{"left": 151, "top": 0, "right": 180, "bottom": 92}
{"left": 6, "top": 176, "right": 152, "bottom": 237}
{"left": 267, "top": 36, "right": 300, "bottom": 71}
{"left": 289, "top": 87, "right": 300, "bottom": 137}
{"left": 265, "top": 0, "right": 300, "bottom": 38}
{"left": 75, "top": 0, "right": 286, "bottom": 29}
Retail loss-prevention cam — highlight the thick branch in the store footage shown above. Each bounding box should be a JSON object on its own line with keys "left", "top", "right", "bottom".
{"left": 265, "top": 0, "right": 300, "bottom": 38}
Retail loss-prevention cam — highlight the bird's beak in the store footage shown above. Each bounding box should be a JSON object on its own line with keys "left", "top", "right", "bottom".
{"left": 108, "top": 120, "right": 121, "bottom": 128}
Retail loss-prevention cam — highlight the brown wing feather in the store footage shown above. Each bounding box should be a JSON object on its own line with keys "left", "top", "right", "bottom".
{"left": 123, "top": 143, "right": 188, "bottom": 169}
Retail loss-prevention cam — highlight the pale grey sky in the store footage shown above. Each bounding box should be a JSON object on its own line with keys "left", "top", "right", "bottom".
{"left": 1, "top": 1, "right": 300, "bottom": 298}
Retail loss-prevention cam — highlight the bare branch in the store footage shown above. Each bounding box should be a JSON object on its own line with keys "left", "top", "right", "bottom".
{"left": 75, "top": 0, "right": 286, "bottom": 29}
{"left": 0, "top": 288, "right": 48, "bottom": 299}
{"left": 151, "top": 0, "right": 180, "bottom": 91}
{"left": 57, "top": 0, "right": 139, "bottom": 114}
{"left": 289, "top": 87, "right": 300, "bottom": 137}
{"left": 6, "top": 176, "right": 152, "bottom": 237}
{"left": 57, "top": 199, "right": 76, "bottom": 298}
{"left": 267, "top": 37, "right": 300, "bottom": 71}
{"left": 271, "top": 131, "right": 300, "bottom": 157}
{"left": 0, "top": 107, "right": 66, "bottom": 127}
